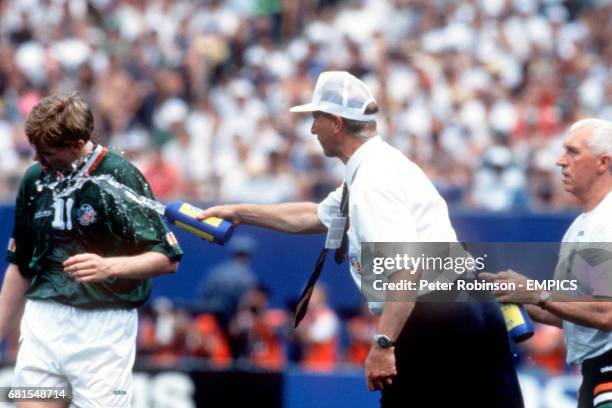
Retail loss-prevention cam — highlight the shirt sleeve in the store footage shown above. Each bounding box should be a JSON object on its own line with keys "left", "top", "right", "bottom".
{"left": 582, "top": 244, "right": 612, "bottom": 298}
{"left": 6, "top": 169, "right": 35, "bottom": 278}
{"left": 111, "top": 163, "right": 183, "bottom": 261}
{"left": 317, "top": 184, "right": 344, "bottom": 228}
{"left": 579, "top": 221, "right": 612, "bottom": 297}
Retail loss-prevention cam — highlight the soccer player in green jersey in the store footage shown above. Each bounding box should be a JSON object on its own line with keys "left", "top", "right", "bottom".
{"left": 0, "top": 93, "right": 183, "bottom": 408}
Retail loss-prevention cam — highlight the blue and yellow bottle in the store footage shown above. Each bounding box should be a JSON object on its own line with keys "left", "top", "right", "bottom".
{"left": 164, "top": 201, "right": 235, "bottom": 245}
{"left": 500, "top": 303, "right": 534, "bottom": 343}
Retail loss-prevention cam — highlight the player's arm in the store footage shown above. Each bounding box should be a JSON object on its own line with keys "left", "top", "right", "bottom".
{"left": 1, "top": 168, "right": 35, "bottom": 341}
{"left": 199, "top": 202, "right": 326, "bottom": 234}
{"left": 0, "top": 263, "right": 30, "bottom": 342}
{"left": 63, "top": 251, "right": 178, "bottom": 283}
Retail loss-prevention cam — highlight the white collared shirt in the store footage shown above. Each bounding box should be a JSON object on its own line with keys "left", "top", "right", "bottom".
{"left": 318, "top": 135, "right": 457, "bottom": 314}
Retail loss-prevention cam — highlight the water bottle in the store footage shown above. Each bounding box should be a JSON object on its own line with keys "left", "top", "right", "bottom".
{"left": 500, "top": 303, "right": 534, "bottom": 343}
{"left": 164, "top": 201, "right": 235, "bottom": 245}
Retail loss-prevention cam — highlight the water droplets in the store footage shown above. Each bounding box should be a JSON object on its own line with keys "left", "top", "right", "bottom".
{"left": 120, "top": 185, "right": 165, "bottom": 214}
{"left": 34, "top": 173, "right": 166, "bottom": 217}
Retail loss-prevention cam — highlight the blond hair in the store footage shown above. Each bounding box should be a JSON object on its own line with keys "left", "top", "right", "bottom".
{"left": 25, "top": 92, "right": 94, "bottom": 149}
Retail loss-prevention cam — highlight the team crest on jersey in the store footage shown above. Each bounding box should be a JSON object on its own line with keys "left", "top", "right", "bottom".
{"left": 77, "top": 203, "right": 98, "bottom": 226}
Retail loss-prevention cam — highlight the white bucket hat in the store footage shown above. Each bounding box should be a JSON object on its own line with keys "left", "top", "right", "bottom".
{"left": 290, "top": 71, "right": 377, "bottom": 121}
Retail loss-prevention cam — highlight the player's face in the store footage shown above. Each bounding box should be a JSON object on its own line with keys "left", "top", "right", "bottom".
{"left": 311, "top": 111, "right": 340, "bottom": 157}
{"left": 556, "top": 128, "right": 600, "bottom": 198}
{"left": 34, "top": 144, "right": 82, "bottom": 173}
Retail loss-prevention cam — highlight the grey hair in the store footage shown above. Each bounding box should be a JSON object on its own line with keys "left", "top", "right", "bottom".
{"left": 342, "top": 100, "right": 379, "bottom": 139}
{"left": 343, "top": 118, "right": 377, "bottom": 138}
{"left": 570, "top": 118, "right": 612, "bottom": 157}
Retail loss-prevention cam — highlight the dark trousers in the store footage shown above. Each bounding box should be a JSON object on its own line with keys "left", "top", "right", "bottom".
{"left": 380, "top": 300, "right": 524, "bottom": 408}
{"left": 579, "top": 348, "right": 612, "bottom": 408}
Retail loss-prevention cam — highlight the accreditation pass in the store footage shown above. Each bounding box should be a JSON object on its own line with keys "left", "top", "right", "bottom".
{"left": 325, "top": 216, "right": 346, "bottom": 249}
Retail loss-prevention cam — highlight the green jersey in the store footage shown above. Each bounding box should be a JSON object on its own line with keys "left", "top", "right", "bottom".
{"left": 6, "top": 144, "right": 183, "bottom": 309}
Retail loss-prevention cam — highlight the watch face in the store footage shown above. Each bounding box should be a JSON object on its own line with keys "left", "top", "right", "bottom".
{"left": 376, "top": 335, "right": 393, "bottom": 348}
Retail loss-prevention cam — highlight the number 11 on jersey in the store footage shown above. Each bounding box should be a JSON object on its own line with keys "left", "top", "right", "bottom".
{"left": 52, "top": 198, "right": 74, "bottom": 230}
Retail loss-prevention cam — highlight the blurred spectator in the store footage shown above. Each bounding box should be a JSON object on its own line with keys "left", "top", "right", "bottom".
{"left": 521, "top": 323, "right": 567, "bottom": 375}
{"left": 345, "top": 303, "right": 379, "bottom": 365}
{"left": 227, "top": 285, "right": 287, "bottom": 370}
{"left": 526, "top": 148, "right": 571, "bottom": 210}
{"left": 185, "top": 313, "right": 232, "bottom": 367}
{"left": 141, "top": 148, "right": 184, "bottom": 200}
{"left": 136, "top": 305, "right": 158, "bottom": 357}
{"left": 198, "top": 235, "right": 258, "bottom": 329}
{"left": 148, "top": 297, "right": 190, "bottom": 365}
{"left": 294, "top": 285, "right": 339, "bottom": 372}
{"left": 471, "top": 144, "right": 528, "bottom": 211}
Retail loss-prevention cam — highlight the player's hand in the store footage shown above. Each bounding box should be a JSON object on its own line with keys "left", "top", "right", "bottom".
{"left": 197, "top": 204, "right": 241, "bottom": 224}
{"left": 480, "top": 270, "right": 539, "bottom": 304}
{"left": 365, "top": 344, "right": 397, "bottom": 391}
{"left": 63, "top": 253, "right": 114, "bottom": 283}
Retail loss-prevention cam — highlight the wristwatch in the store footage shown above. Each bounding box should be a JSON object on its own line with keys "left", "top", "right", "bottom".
{"left": 538, "top": 290, "right": 552, "bottom": 306}
{"left": 373, "top": 333, "right": 396, "bottom": 349}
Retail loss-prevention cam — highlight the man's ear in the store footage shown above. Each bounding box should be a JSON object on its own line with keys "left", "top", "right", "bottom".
{"left": 600, "top": 155, "right": 612, "bottom": 175}
{"left": 332, "top": 116, "right": 343, "bottom": 134}
{"left": 73, "top": 139, "right": 86, "bottom": 151}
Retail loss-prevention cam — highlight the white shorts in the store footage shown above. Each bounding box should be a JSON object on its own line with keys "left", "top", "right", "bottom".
{"left": 13, "top": 299, "right": 138, "bottom": 408}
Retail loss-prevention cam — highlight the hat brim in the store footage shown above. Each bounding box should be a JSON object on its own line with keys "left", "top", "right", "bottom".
{"left": 289, "top": 103, "right": 320, "bottom": 113}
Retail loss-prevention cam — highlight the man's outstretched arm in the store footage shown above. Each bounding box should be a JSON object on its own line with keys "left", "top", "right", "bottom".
{"left": 199, "top": 202, "right": 326, "bottom": 234}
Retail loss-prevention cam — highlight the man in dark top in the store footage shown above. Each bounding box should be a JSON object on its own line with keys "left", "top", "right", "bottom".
{"left": 0, "top": 92, "right": 183, "bottom": 407}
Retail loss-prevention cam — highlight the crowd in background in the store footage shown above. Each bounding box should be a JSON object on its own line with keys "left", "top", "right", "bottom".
{"left": 0, "top": 0, "right": 610, "bottom": 210}
{"left": 132, "top": 291, "right": 569, "bottom": 376}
